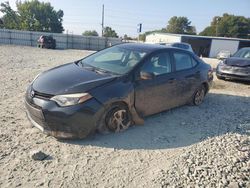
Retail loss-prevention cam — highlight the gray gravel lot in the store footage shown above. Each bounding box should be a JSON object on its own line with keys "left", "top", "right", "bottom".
{"left": 0, "top": 45, "right": 249, "bottom": 187}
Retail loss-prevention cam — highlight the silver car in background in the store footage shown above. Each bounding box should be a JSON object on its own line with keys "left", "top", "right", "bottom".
{"left": 216, "top": 47, "right": 250, "bottom": 82}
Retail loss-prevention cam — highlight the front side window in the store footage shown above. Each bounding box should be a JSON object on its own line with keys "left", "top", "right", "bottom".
{"left": 80, "top": 46, "right": 147, "bottom": 74}
{"left": 173, "top": 52, "right": 193, "bottom": 71}
{"left": 141, "top": 52, "right": 172, "bottom": 75}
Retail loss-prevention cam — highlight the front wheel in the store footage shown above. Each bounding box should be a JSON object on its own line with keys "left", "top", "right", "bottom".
{"left": 193, "top": 85, "right": 206, "bottom": 106}
{"left": 216, "top": 75, "right": 225, "bottom": 80}
{"left": 105, "top": 105, "right": 132, "bottom": 133}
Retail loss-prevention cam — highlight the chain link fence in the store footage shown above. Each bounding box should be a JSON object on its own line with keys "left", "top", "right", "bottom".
{"left": 0, "top": 29, "right": 122, "bottom": 51}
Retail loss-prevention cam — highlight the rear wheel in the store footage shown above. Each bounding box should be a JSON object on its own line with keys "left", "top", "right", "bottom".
{"left": 193, "top": 85, "right": 206, "bottom": 106}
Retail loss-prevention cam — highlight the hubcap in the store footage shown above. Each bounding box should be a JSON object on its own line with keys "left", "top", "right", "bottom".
{"left": 109, "top": 110, "right": 130, "bottom": 132}
{"left": 195, "top": 88, "right": 205, "bottom": 105}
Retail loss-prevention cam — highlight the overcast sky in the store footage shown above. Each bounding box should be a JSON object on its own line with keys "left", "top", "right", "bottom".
{"left": 0, "top": 0, "right": 249, "bottom": 37}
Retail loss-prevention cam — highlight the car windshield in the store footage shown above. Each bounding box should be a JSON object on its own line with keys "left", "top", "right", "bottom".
{"left": 233, "top": 48, "right": 250, "bottom": 59}
{"left": 79, "top": 45, "right": 147, "bottom": 74}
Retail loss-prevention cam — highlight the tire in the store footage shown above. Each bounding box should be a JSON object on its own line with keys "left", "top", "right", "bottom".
{"left": 193, "top": 85, "right": 206, "bottom": 106}
{"left": 217, "top": 75, "right": 225, "bottom": 80}
{"left": 98, "top": 104, "right": 132, "bottom": 133}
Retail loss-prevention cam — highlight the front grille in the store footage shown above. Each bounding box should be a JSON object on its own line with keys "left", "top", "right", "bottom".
{"left": 33, "top": 90, "right": 53, "bottom": 100}
{"left": 25, "top": 100, "right": 46, "bottom": 127}
{"left": 221, "top": 73, "right": 248, "bottom": 78}
{"left": 25, "top": 101, "right": 44, "bottom": 119}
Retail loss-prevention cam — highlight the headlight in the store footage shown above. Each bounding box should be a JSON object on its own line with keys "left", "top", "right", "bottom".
{"left": 217, "top": 60, "right": 225, "bottom": 70}
{"left": 218, "top": 60, "right": 225, "bottom": 66}
{"left": 51, "top": 93, "right": 92, "bottom": 107}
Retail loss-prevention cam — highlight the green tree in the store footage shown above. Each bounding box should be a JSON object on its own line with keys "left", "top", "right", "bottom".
{"left": 200, "top": 14, "right": 250, "bottom": 39}
{"left": 138, "top": 34, "right": 146, "bottom": 42}
{"left": 166, "top": 16, "right": 196, "bottom": 35}
{"left": 103, "top": 27, "right": 118, "bottom": 38}
{"left": 0, "top": 2, "right": 20, "bottom": 29}
{"left": 123, "top": 34, "right": 133, "bottom": 40}
{"left": 82, "top": 30, "right": 99, "bottom": 36}
{"left": 199, "top": 26, "right": 215, "bottom": 36}
{"left": 0, "top": 0, "right": 64, "bottom": 33}
{"left": 0, "top": 18, "right": 4, "bottom": 28}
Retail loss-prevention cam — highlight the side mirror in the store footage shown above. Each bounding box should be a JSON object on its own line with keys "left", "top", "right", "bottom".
{"left": 140, "top": 71, "right": 154, "bottom": 80}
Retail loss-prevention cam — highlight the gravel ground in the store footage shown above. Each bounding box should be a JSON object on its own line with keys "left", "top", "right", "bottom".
{"left": 0, "top": 45, "right": 249, "bottom": 188}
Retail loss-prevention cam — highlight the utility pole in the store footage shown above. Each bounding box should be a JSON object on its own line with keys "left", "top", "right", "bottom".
{"left": 137, "top": 23, "right": 142, "bottom": 43}
{"left": 216, "top": 17, "right": 220, "bottom": 37}
{"left": 101, "top": 4, "right": 104, "bottom": 37}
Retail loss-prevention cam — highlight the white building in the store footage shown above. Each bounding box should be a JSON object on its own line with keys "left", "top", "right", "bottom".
{"left": 146, "top": 33, "right": 250, "bottom": 58}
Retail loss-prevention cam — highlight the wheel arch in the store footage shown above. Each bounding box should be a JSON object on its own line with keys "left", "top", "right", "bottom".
{"left": 201, "top": 82, "right": 209, "bottom": 94}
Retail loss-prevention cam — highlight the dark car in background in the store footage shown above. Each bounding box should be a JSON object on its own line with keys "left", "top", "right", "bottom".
{"left": 37, "top": 35, "right": 56, "bottom": 49}
{"left": 25, "top": 43, "right": 213, "bottom": 139}
{"left": 216, "top": 47, "right": 250, "bottom": 82}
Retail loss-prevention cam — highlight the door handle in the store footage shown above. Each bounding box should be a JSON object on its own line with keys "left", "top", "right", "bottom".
{"left": 186, "top": 71, "right": 200, "bottom": 79}
{"left": 185, "top": 74, "right": 195, "bottom": 78}
{"left": 195, "top": 71, "right": 200, "bottom": 75}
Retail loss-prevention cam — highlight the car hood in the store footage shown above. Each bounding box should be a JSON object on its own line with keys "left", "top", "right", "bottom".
{"left": 225, "top": 57, "right": 250, "bottom": 67}
{"left": 32, "top": 62, "right": 117, "bottom": 95}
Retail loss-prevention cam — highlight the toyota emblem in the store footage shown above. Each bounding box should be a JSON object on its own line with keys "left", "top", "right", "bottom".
{"left": 30, "top": 90, "right": 35, "bottom": 98}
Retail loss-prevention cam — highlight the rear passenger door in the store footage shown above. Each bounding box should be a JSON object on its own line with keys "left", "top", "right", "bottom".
{"left": 171, "top": 50, "right": 200, "bottom": 105}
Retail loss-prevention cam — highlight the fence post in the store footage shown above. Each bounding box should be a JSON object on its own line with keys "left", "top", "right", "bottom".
{"left": 98, "top": 37, "right": 100, "bottom": 50}
{"left": 88, "top": 37, "right": 91, "bottom": 50}
{"left": 66, "top": 32, "right": 68, "bottom": 49}
{"left": 30, "top": 32, "right": 32, "bottom": 46}
{"left": 105, "top": 37, "right": 108, "bottom": 48}
{"left": 8, "top": 30, "right": 11, "bottom": 44}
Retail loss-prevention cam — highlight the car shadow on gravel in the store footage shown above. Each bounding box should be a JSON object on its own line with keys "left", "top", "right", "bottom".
{"left": 221, "top": 79, "right": 250, "bottom": 85}
{"left": 64, "top": 93, "right": 250, "bottom": 150}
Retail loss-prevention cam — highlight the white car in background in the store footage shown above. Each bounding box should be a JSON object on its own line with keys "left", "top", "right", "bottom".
{"left": 156, "top": 42, "right": 194, "bottom": 53}
{"left": 217, "top": 50, "right": 231, "bottom": 60}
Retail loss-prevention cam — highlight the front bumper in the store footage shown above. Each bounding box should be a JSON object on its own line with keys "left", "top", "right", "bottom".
{"left": 216, "top": 64, "right": 250, "bottom": 82}
{"left": 216, "top": 70, "right": 250, "bottom": 82}
{"left": 25, "top": 94, "right": 105, "bottom": 139}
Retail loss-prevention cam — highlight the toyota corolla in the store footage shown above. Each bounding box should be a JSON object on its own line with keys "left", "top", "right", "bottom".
{"left": 25, "top": 43, "right": 213, "bottom": 139}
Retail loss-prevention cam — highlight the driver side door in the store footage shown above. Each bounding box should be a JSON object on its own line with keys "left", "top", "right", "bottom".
{"left": 134, "top": 50, "right": 178, "bottom": 116}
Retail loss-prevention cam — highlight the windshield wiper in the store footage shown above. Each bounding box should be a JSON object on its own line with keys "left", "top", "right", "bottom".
{"left": 79, "top": 60, "right": 121, "bottom": 75}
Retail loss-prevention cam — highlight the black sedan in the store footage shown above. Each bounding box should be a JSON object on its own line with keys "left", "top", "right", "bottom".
{"left": 25, "top": 43, "right": 213, "bottom": 139}
{"left": 216, "top": 47, "right": 250, "bottom": 82}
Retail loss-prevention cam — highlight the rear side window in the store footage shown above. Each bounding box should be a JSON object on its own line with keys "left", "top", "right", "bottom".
{"left": 141, "top": 52, "right": 172, "bottom": 75}
{"left": 173, "top": 52, "right": 193, "bottom": 71}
